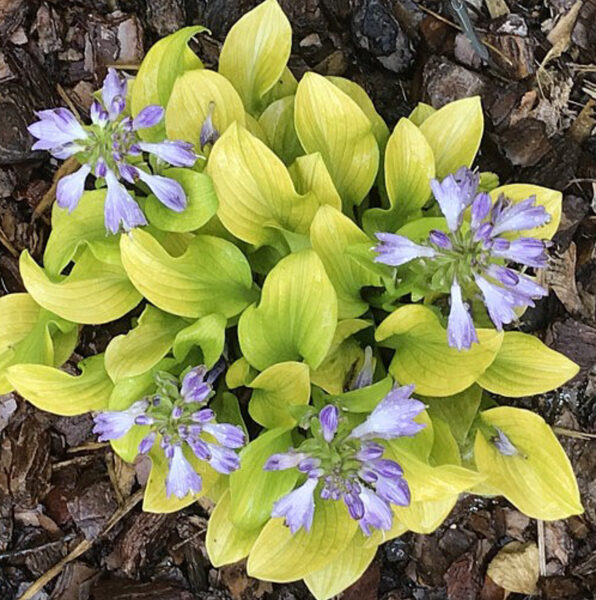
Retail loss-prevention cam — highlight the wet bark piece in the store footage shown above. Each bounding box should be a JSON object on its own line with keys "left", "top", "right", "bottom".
{"left": 547, "top": 319, "right": 596, "bottom": 379}
{"left": 67, "top": 478, "right": 118, "bottom": 540}
{"left": 90, "top": 579, "right": 195, "bottom": 600}
{"left": 146, "top": 0, "right": 186, "bottom": 36}
{"left": 499, "top": 117, "right": 551, "bottom": 167}
{"left": 87, "top": 13, "right": 144, "bottom": 67}
{"left": 485, "top": 34, "right": 535, "bottom": 80}
{"left": 0, "top": 0, "right": 28, "bottom": 38}
{"left": 50, "top": 561, "right": 99, "bottom": 600}
{"left": 445, "top": 552, "right": 482, "bottom": 600}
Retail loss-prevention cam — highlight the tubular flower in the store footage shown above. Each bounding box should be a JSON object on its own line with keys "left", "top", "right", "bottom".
{"left": 92, "top": 363, "right": 245, "bottom": 499}
{"left": 27, "top": 68, "right": 198, "bottom": 234}
{"left": 373, "top": 167, "right": 551, "bottom": 350}
{"left": 264, "top": 386, "right": 425, "bottom": 536}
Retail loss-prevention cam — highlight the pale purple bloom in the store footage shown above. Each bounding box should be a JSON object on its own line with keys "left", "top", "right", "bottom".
{"left": 181, "top": 366, "right": 212, "bottom": 404}
{"left": 492, "top": 428, "right": 519, "bottom": 456}
{"left": 470, "top": 192, "right": 491, "bottom": 229}
{"left": 271, "top": 478, "right": 317, "bottom": 534}
{"left": 138, "top": 431, "right": 157, "bottom": 455}
{"left": 430, "top": 171, "right": 475, "bottom": 231}
{"left": 264, "top": 451, "right": 308, "bottom": 471}
{"left": 350, "top": 346, "right": 376, "bottom": 390}
{"left": 200, "top": 102, "right": 220, "bottom": 149}
{"left": 374, "top": 472, "right": 410, "bottom": 506}
{"left": 358, "top": 487, "right": 393, "bottom": 535}
{"left": 203, "top": 423, "right": 245, "bottom": 449}
{"left": 475, "top": 275, "right": 518, "bottom": 330}
{"left": 491, "top": 237, "right": 549, "bottom": 268}
{"left": 447, "top": 278, "right": 478, "bottom": 351}
{"left": 490, "top": 195, "right": 550, "bottom": 236}
{"left": 166, "top": 445, "right": 203, "bottom": 499}
{"left": 27, "top": 68, "right": 198, "bottom": 233}
{"left": 429, "top": 229, "right": 452, "bottom": 250}
{"left": 93, "top": 400, "right": 148, "bottom": 441}
{"left": 319, "top": 405, "right": 339, "bottom": 442}
{"left": 373, "top": 232, "right": 436, "bottom": 267}
{"left": 207, "top": 443, "right": 241, "bottom": 474}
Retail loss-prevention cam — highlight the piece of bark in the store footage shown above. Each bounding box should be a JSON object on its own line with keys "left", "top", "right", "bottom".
{"left": 90, "top": 579, "right": 195, "bottom": 600}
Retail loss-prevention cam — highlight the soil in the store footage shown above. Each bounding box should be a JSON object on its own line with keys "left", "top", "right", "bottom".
{"left": 0, "top": 1, "right": 595, "bottom": 599}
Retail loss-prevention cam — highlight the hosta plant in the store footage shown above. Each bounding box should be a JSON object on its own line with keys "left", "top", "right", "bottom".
{"left": 1, "top": 1, "right": 583, "bottom": 597}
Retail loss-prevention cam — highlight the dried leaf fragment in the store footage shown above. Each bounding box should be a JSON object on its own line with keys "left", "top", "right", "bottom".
{"left": 487, "top": 541, "right": 540, "bottom": 595}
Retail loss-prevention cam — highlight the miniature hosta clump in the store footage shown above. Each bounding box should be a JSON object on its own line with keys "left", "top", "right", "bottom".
{"left": 0, "top": 1, "right": 584, "bottom": 598}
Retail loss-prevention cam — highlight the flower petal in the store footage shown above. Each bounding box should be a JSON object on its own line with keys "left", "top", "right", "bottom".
{"left": 447, "top": 278, "right": 478, "bottom": 351}
{"left": 136, "top": 170, "right": 187, "bottom": 212}
{"left": 271, "top": 478, "right": 317, "bottom": 534}
{"left": 138, "top": 140, "right": 197, "bottom": 167}
{"left": 166, "top": 445, "right": 203, "bottom": 498}
{"left": 104, "top": 170, "right": 147, "bottom": 234}
{"left": 374, "top": 232, "right": 436, "bottom": 267}
{"left": 133, "top": 105, "right": 165, "bottom": 130}
{"left": 56, "top": 164, "right": 91, "bottom": 213}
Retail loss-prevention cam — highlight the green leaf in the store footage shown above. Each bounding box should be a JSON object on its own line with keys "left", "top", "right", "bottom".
{"left": 327, "top": 76, "right": 389, "bottom": 150}
{"left": 310, "top": 205, "right": 380, "bottom": 319}
{"left": 304, "top": 531, "right": 378, "bottom": 600}
{"left": 6, "top": 354, "right": 111, "bottom": 416}
{"left": 247, "top": 497, "right": 358, "bottom": 582}
{"left": 288, "top": 153, "right": 342, "bottom": 210}
{"left": 248, "top": 362, "right": 311, "bottom": 428}
{"left": 229, "top": 427, "right": 298, "bottom": 530}
{"left": 105, "top": 306, "right": 184, "bottom": 383}
{"left": 489, "top": 184, "right": 562, "bottom": 240}
{"left": 208, "top": 123, "right": 326, "bottom": 248}
{"left": 363, "top": 118, "right": 435, "bottom": 234}
{"left": 131, "top": 26, "right": 206, "bottom": 141}
{"left": 477, "top": 332, "right": 579, "bottom": 398}
{"left": 294, "top": 72, "right": 379, "bottom": 209}
{"left": 144, "top": 169, "right": 218, "bottom": 233}
{"left": 335, "top": 376, "right": 393, "bottom": 413}
{"left": 226, "top": 357, "right": 256, "bottom": 389}
{"left": 206, "top": 490, "right": 262, "bottom": 567}
{"left": 419, "top": 96, "right": 483, "bottom": 179}
{"left": 408, "top": 102, "right": 436, "bottom": 126}
{"left": 218, "top": 0, "right": 292, "bottom": 115}
{"left": 20, "top": 248, "right": 141, "bottom": 325}
{"left": 120, "top": 229, "right": 257, "bottom": 318}
{"left": 165, "top": 68, "right": 246, "bottom": 149}
{"left": 425, "top": 385, "right": 482, "bottom": 445}
{"left": 173, "top": 313, "right": 226, "bottom": 367}
{"left": 474, "top": 407, "right": 583, "bottom": 520}
{"left": 376, "top": 305, "right": 503, "bottom": 396}
{"left": 238, "top": 250, "right": 338, "bottom": 371}
{"left": 143, "top": 440, "right": 220, "bottom": 513}
{"left": 394, "top": 498, "right": 457, "bottom": 534}
{"left": 44, "top": 190, "right": 120, "bottom": 277}
{"left": 258, "top": 95, "right": 303, "bottom": 165}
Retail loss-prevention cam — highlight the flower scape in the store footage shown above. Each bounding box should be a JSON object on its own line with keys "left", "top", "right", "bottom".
{"left": 0, "top": 1, "right": 584, "bottom": 598}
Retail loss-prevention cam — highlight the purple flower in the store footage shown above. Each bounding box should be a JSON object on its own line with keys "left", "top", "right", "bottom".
{"left": 166, "top": 445, "right": 203, "bottom": 499}
{"left": 203, "top": 423, "right": 245, "bottom": 448}
{"left": 207, "top": 443, "right": 241, "bottom": 474}
{"left": 181, "top": 366, "right": 212, "bottom": 404}
{"left": 429, "top": 229, "right": 452, "bottom": 250}
{"left": 200, "top": 101, "right": 220, "bottom": 149}
{"left": 264, "top": 451, "right": 308, "bottom": 471}
{"left": 430, "top": 171, "right": 473, "bottom": 231}
{"left": 491, "top": 237, "right": 549, "bottom": 268}
{"left": 93, "top": 400, "right": 148, "bottom": 442}
{"left": 492, "top": 428, "right": 519, "bottom": 456}
{"left": 350, "top": 346, "right": 376, "bottom": 390}
{"left": 447, "top": 278, "right": 478, "bottom": 351}
{"left": 475, "top": 275, "right": 518, "bottom": 330}
{"left": 490, "top": 195, "right": 550, "bottom": 236}
{"left": 373, "top": 233, "right": 436, "bottom": 267}
{"left": 358, "top": 487, "right": 393, "bottom": 536}
{"left": 271, "top": 478, "right": 317, "bottom": 534}
{"left": 349, "top": 385, "right": 425, "bottom": 440}
{"left": 27, "top": 68, "right": 199, "bottom": 234}
{"left": 319, "top": 405, "right": 339, "bottom": 442}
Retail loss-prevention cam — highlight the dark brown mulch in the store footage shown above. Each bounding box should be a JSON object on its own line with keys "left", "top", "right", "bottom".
{"left": 0, "top": 1, "right": 595, "bottom": 599}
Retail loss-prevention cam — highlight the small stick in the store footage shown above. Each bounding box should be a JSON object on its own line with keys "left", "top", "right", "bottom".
{"left": 0, "top": 227, "right": 18, "bottom": 257}
{"left": 0, "top": 535, "right": 76, "bottom": 561}
{"left": 537, "top": 519, "right": 547, "bottom": 577}
{"left": 33, "top": 156, "right": 79, "bottom": 219}
{"left": 554, "top": 426, "right": 596, "bottom": 440}
{"left": 16, "top": 489, "right": 143, "bottom": 600}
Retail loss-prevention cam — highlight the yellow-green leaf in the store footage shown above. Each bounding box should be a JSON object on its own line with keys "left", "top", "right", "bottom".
{"left": 120, "top": 229, "right": 257, "bottom": 319}
{"left": 206, "top": 490, "right": 262, "bottom": 567}
{"left": 218, "top": 0, "right": 292, "bottom": 115}
{"left": 489, "top": 184, "right": 562, "bottom": 240}
{"left": 311, "top": 205, "right": 380, "bottom": 319}
{"left": 247, "top": 497, "right": 358, "bottom": 582}
{"left": 304, "top": 531, "right": 378, "bottom": 600}
{"left": 6, "top": 354, "right": 111, "bottom": 416}
{"left": 474, "top": 407, "right": 583, "bottom": 520}
{"left": 105, "top": 306, "right": 184, "bottom": 383}
{"left": 131, "top": 26, "right": 206, "bottom": 141}
{"left": 376, "top": 305, "right": 503, "bottom": 396}
{"left": 288, "top": 153, "right": 342, "bottom": 210}
{"left": 20, "top": 249, "right": 141, "bottom": 325}
{"left": 408, "top": 102, "right": 436, "bottom": 126}
{"left": 258, "top": 95, "right": 303, "bottom": 165}
{"left": 477, "top": 332, "right": 579, "bottom": 397}
{"left": 394, "top": 498, "right": 457, "bottom": 534}
{"left": 419, "top": 96, "right": 483, "bottom": 179}
{"left": 295, "top": 72, "right": 379, "bottom": 209}
{"left": 165, "top": 68, "right": 246, "bottom": 148}
{"left": 173, "top": 313, "right": 226, "bottom": 367}
{"left": 248, "top": 361, "right": 311, "bottom": 428}
{"left": 238, "top": 250, "right": 338, "bottom": 371}
{"left": 226, "top": 357, "right": 256, "bottom": 389}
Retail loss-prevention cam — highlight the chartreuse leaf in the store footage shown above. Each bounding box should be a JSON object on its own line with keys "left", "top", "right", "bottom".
{"left": 120, "top": 229, "right": 257, "bottom": 319}
{"left": 489, "top": 184, "right": 562, "bottom": 240}
{"left": 238, "top": 250, "right": 338, "bottom": 371}
{"left": 475, "top": 407, "right": 583, "bottom": 520}
{"left": 144, "top": 439, "right": 220, "bottom": 513}
{"left": 248, "top": 362, "right": 310, "bottom": 428}
{"left": 206, "top": 490, "right": 262, "bottom": 567}
{"left": 376, "top": 305, "right": 503, "bottom": 396}
{"left": 408, "top": 102, "right": 436, "bottom": 126}
{"left": 226, "top": 357, "right": 256, "bottom": 389}
{"left": 294, "top": 72, "right": 380, "bottom": 209}
{"left": 419, "top": 96, "right": 483, "bottom": 179}
{"left": 131, "top": 26, "right": 206, "bottom": 141}
{"left": 425, "top": 385, "right": 482, "bottom": 445}
{"left": 247, "top": 496, "right": 358, "bottom": 582}
{"left": 6, "top": 354, "right": 111, "bottom": 416}
{"left": 218, "top": 0, "right": 291, "bottom": 115}
{"left": 144, "top": 169, "right": 218, "bottom": 233}
{"left": 310, "top": 319, "right": 371, "bottom": 395}
{"left": 477, "top": 332, "right": 579, "bottom": 398}
{"left": 311, "top": 205, "right": 380, "bottom": 319}
{"left": 44, "top": 190, "right": 120, "bottom": 277}
{"left": 20, "top": 249, "right": 141, "bottom": 325}
{"left": 173, "top": 313, "right": 226, "bottom": 367}
{"left": 327, "top": 76, "right": 389, "bottom": 150}
{"left": 288, "top": 153, "right": 342, "bottom": 210}
{"left": 229, "top": 428, "right": 298, "bottom": 530}
{"left": 165, "top": 69, "right": 246, "bottom": 148}
{"left": 304, "top": 530, "right": 378, "bottom": 600}
{"left": 364, "top": 118, "right": 435, "bottom": 235}
{"left": 258, "top": 96, "right": 303, "bottom": 165}
{"left": 336, "top": 376, "right": 393, "bottom": 413}
{"left": 105, "top": 306, "right": 184, "bottom": 383}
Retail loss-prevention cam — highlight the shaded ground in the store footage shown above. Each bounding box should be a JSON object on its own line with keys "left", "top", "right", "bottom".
{"left": 0, "top": 1, "right": 595, "bottom": 599}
